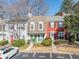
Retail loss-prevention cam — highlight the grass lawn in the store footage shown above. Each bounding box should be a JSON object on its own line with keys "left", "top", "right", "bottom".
{"left": 19, "top": 44, "right": 29, "bottom": 52}
{"left": 34, "top": 43, "right": 44, "bottom": 47}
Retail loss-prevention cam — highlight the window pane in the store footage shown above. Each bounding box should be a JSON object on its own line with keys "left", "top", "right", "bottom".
{"left": 38, "top": 34, "right": 44, "bottom": 41}
{"left": 3, "top": 49, "right": 10, "bottom": 54}
{"left": 31, "top": 24, "right": 34, "bottom": 29}
{"left": 39, "top": 24, "right": 43, "bottom": 30}
{"left": 50, "top": 22, "right": 54, "bottom": 28}
{"left": 58, "top": 22, "right": 63, "bottom": 28}
{"left": 58, "top": 32, "right": 64, "bottom": 39}
{"left": 30, "top": 22, "right": 35, "bottom": 30}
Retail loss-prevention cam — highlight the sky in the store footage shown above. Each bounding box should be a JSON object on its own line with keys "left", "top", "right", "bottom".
{"left": 1, "top": 0, "right": 63, "bottom": 16}
{"left": 46, "top": 0, "right": 63, "bottom": 16}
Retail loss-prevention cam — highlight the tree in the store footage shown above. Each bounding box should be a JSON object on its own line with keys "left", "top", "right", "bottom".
{"left": 60, "top": 0, "right": 73, "bottom": 13}
{"left": 2, "top": 0, "right": 48, "bottom": 39}
{"left": 0, "top": 0, "right": 5, "bottom": 19}
{"left": 7, "top": 0, "right": 48, "bottom": 19}
{"left": 60, "top": 0, "right": 79, "bottom": 42}
{"left": 73, "top": 1, "right": 79, "bottom": 16}
{"left": 0, "top": 0, "right": 48, "bottom": 19}
{"left": 55, "top": 12, "right": 61, "bottom": 16}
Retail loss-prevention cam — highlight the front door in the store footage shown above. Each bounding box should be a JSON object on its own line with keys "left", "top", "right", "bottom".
{"left": 30, "top": 35, "right": 36, "bottom": 43}
{"left": 50, "top": 31, "right": 54, "bottom": 40}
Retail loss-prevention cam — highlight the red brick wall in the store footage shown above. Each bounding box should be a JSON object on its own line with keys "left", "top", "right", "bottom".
{"left": 46, "top": 21, "right": 64, "bottom": 39}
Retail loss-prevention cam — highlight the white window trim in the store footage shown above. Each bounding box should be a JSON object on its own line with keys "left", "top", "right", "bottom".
{"left": 58, "top": 22, "right": 63, "bottom": 27}
{"left": 50, "top": 31, "right": 54, "bottom": 37}
{"left": 38, "top": 21, "right": 44, "bottom": 30}
{"left": 30, "top": 21, "right": 35, "bottom": 30}
{"left": 50, "top": 31, "right": 54, "bottom": 40}
{"left": 50, "top": 22, "right": 54, "bottom": 28}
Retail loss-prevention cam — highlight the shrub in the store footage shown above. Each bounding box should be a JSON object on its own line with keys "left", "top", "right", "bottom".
{"left": 12, "top": 39, "right": 25, "bottom": 47}
{"left": 54, "top": 40, "right": 61, "bottom": 45}
{"left": 42, "top": 37, "right": 52, "bottom": 46}
{"left": 54, "top": 40, "right": 68, "bottom": 45}
{"left": 0, "top": 40, "right": 9, "bottom": 46}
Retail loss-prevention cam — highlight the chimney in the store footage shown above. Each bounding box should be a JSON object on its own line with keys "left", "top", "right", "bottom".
{"left": 61, "top": 12, "right": 64, "bottom": 16}
{"left": 28, "top": 13, "right": 32, "bottom": 17}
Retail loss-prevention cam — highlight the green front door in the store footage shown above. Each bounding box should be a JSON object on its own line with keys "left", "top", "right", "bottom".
{"left": 31, "top": 35, "right": 36, "bottom": 43}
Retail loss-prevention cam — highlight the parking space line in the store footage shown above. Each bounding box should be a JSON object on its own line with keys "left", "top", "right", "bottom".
{"left": 50, "top": 53, "right": 52, "bottom": 58}
{"left": 22, "top": 55, "right": 28, "bottom": 57}
{"left": 69, "top": 54, "right": 73, "bottom": 59}
{"left": 38, "top": 56, "right": 46, "bottom": 58}
{"left": 56, "top": 56, "right": 64, "bottom": 59}
{"left": 33, "top": 53, "right": 36, "bottom": 57}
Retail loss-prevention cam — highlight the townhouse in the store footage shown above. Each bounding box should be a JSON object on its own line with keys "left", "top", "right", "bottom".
{"left": 46, "top": 16, "right": 64, "bottom": 40}
{"left": 5, "top": 17, "right": 28, "bottom": 40}
{"left": 27, "top": 16, "right": 64, "bottom": 43}
{"left": 27, "top": 16, "right": 48, "bottom": 43}
{"left": 0, "top": 19, "right": 15, "bottom": 43}
{"left": 0, "top": 16, "right": 64, "bottom": 43}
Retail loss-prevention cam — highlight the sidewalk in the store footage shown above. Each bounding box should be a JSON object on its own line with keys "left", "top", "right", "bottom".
{"left": 19, "top": 42, "right": 33, "bottom": 52}
{"left": 30, "top": 44, "right": 79, "bottom": 54}
{"left": 56, "top": 45, "right": 79, "bottom": 54}
{"left": 31, "top": 46, "right": 52, "bottom": 53}
{"left": 19, "top": 42, "right": 79, "bottom": 54}
{"left": 26, "top": 42, "right": 33, "bottom": 52}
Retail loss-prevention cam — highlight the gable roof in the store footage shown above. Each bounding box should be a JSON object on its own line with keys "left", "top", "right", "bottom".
{"left": 6, "top": 16, "right": 64, "bottom": 24}
{"left": 49, "top": 16, "right": 64, "bottom": 22}
{"left": 28, "top": 16, "right": 64, "bottom": 23}
{"left": 0, "top": 19, "right": 7, "bottom": 25}
{"left": 6, "top": 17, "right": 29, "bottom": 24}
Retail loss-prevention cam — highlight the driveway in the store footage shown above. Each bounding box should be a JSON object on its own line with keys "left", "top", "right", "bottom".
{"left": 12, "top": 52, "right": 79, "bottom": 59}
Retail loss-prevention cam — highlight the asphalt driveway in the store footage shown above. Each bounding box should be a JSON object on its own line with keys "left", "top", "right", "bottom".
{"left": 11, "top": 52, "right": 79, "bottom": 59}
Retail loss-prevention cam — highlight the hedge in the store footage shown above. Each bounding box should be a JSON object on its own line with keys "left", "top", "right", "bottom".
{"left": 42, "top": 37, "right": 52, "bottom": 46}
{"left": 0, "top": 40, "right": 9, "bottom": 46}
{"left": 12, "top": 39, "right": 25, "bottom": 47}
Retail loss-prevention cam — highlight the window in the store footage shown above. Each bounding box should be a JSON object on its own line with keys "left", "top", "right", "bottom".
{"left": 38, "top": 21, "right": 43, "bottom": 30}
{"left": 9, "top": 48, "right": 14, "bottom": 51}
{"left": 50, "top": 22, "right": 54, "bottom": 28}
{"left": 71, "top": 23, "right": 79, "bottom": 29}
{"left": 18, "top": 24, "right": 25, "bottom": 30}
{"left": 58, "top": 22, "right": 63, "bottom": 28}
{"left": 3, "top": 49, "right": 10, "bottom": 54}
{"left": 58, "top": 32, "right": 64, "bottom": 39}
{"left": 50, "top": 31, "right": 54, "bottom": 38}
{"left": 30, "top": 21, "right": 35, "bottom": 30}
{"left": 38, "top": 34, "right": 44, "bottom": 41}
{"left": 9, "top": 24, "right": 14, "bottom": 29}
{"left": 3, "top": 48, "right": 14, "bottom": 54}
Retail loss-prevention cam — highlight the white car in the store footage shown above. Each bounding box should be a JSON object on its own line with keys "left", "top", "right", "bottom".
{"left": 0, "top": 47, "right": 19, "bottom": 59}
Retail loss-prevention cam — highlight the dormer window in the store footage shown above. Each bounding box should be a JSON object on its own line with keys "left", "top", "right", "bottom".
{"left": 30, "top": 21, "right": 35, "bottom": 30}
{"left": 38, "top": 21, "right": 43, "bottom": 30}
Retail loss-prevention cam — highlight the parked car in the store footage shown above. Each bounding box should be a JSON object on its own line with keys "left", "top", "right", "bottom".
{"left": 0, "top": 46, "right": 19, "bottom": 59}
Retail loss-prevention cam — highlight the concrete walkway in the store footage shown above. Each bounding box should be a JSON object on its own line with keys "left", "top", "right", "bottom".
{"left": 26, "top": 42, "right": 33, "bottom": 52}
{"left": 52, "top": 43, "right": 57, "bottom": 53}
